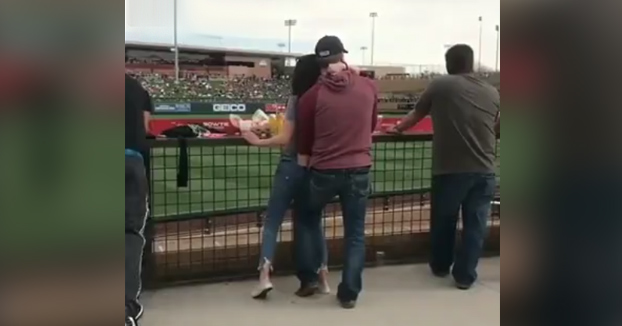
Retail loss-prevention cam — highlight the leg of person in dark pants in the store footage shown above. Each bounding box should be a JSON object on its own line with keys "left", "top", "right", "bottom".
{"left": 452, "top": 174, "right": 496, "bottom": 288}
{"left": 298, "top": 169, "right": 340, "bottom": 297}
{"left": 293, "top": 170, "right": 330, "bottom": 297}
{"left": 293, "top": 200, "right": 322, "bottom": 294}
{"left": 335, "top": 170, "right": 370, "bottom": 309}
{"left": 429, "top": 174, "right": 469, "bottom": 277}
{"left": 125, "top": 155, "right": 149, "bottom": 325}
{"left": 429, "top": 173, "right": 495, "bottom": 289}
{"left": 252, "top": 158, "right": 300, "bottom": 298}
{"left": 305, "top": 168, "right": 370, "bottom": 308}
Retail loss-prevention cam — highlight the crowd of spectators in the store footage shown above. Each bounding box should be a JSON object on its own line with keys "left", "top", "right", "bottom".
{"left": 128, "top": 72, "right": 291, "bottom": 101}
{"left": 126, "top": 71, "right": 499, "bottom": 103}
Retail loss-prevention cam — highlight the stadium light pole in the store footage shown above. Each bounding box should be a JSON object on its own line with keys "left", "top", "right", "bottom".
{"left": 369, "top": 12, "right": 378, "bottom": 66}
{"left": 284, "top": 19, "right": 297, "bottom": 53}
{"left": 360, "top": 46, "right": 368, "bottom": 65}
{"left": 495, "top": 25, "right": 500, "bottom": 72}
{"left": 478, "top": 16, "right": 483, "bottom": 72}
{"left": 173, "top": 0, "right": 180, "bottom": 82}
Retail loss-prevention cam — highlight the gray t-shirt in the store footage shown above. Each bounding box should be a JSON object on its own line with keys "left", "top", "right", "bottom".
{"left": 416, "top": 74, "right": 500, "bottom": 175}
{"left": 281, "top": 95, "right": 298, "bottom": 158}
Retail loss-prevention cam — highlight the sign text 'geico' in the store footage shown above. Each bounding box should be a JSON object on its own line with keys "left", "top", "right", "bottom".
{"left": 213, "top": 104, "right": 247, "bottom": 113}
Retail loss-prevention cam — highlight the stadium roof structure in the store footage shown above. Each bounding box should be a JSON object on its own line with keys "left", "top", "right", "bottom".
{"left": 126, "top": 41, "right": 306, "bottom": 59}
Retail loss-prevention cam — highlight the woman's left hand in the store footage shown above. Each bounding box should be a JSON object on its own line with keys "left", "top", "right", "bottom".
{"left": 242, "top": 131, "right": 262, "bottom": 145}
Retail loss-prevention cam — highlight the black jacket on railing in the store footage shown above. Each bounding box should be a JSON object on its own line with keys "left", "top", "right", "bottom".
{"left": 177, "top": 138, "right": 189, "bottom": 188}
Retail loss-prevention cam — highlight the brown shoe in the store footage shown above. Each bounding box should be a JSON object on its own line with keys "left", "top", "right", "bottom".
{"left": 455, "top": 282, "right": 473, "bottom": 290}
{"left": 339, "top": 300, "right": 357, "bottom": 309}
{"left": 295, "top": 284, "right": 319, "bottom": 297}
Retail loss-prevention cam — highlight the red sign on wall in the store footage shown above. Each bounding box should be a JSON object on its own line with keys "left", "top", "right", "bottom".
{"left": 264, "top": 103, "right": 286, "bottom": 113}
{"left": 149, "top": 117, "right": 433, "bottom": 137}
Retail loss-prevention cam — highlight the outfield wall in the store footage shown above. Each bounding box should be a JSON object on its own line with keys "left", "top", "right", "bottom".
{"left": 148, "top": 116, "right": 434, "bottom": 136}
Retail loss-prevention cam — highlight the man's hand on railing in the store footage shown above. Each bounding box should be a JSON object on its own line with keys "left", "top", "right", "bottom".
{"left": 386, "top": 126, "right": 403, "bottom": 135}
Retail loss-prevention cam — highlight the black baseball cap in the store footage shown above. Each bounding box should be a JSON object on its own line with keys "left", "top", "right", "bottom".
{"left": 314, "top": 36, "right": 349, "bottom": 58}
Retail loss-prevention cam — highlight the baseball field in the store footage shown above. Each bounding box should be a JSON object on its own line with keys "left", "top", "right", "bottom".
{"left": 149, "top": 137, "right": 500, "bottom": 266}
{"left": 149, "top": 139, "right": 501, "bottom": 219}
{"left": 150, "top": 140, "right": 437, "bottom": 219}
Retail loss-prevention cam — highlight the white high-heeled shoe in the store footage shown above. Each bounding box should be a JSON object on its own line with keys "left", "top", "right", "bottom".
{"left": 251, "top": 260, "right": 273, "bottom": 299}
{"left": 318, "top": 266, "right": 331, "bottom": 294}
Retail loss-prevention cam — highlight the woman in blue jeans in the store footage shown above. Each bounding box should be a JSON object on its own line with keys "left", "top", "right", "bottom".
{"left": 242, "top": 55, "right": 329, "bottom": 299}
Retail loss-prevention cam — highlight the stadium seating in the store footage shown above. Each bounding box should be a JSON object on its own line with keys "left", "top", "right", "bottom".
{"left": 128, "top": 72, "right": 291, "bottom": 102}
{"left": 126, "top": 71, "right": 499, "bottom": 103}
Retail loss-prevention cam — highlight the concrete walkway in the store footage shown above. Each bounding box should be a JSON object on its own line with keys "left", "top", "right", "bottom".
{"left": 141, "top": 258, "right": 500, "bottom": 326}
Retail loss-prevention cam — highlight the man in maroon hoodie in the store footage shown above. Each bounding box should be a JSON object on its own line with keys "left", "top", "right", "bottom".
{"left": 296, "top": 36, "right": 378, "bottom": 309}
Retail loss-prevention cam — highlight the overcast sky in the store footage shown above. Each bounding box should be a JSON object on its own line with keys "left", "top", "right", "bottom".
{"left": 125, "top": 0, "right": 500, "bottom": 69}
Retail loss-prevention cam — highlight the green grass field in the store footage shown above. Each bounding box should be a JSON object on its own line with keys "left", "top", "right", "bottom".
{"left": 150, "top": 140, "right": 501, "bottom": 219}
{"left": 150, "top": 141, "right": 435, "bottom": 218}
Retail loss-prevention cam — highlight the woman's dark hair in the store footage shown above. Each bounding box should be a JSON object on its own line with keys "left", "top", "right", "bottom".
{"left": 445, "top": 44, "right": 475, "bottom": 75}
{"left": 291, "top": 54, "right": 321, "bottom": 96}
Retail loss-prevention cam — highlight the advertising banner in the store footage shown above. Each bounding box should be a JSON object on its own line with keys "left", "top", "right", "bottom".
{"left": 264, "top": 103, "right": 286, "bottom": 113}
{"left": 154, "top": 102, "right": 191, "bottom": 113}
{"left": 211, "top": 103, "right": 248, "bottom": 113}
{"left": 154, "top": 102, "right": 340, "bottom": 115}
{"left": 149, "top": 117, "right": 433, "bottom": 137}
{"left": 187, "top": 102, "right": 267, "bottom": 115}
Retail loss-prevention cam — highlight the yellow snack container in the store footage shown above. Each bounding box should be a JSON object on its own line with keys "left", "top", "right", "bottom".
{"left": 266, "top": 112, "right": 286, "bottom": 136}
{"left": 278, "top": 113, "right": 285, "bottom": 132}
{"left": 268, "top": 114, "right": 279, "bottom": 136}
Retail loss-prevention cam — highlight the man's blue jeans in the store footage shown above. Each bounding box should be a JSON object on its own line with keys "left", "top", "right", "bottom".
{"left": 303, "top": 168, "right": 371, "bottom": 302}
{"left": 429, "top": 173, "right": 496, "bottom": 286}
{"left": 260, "top": 158, "right": 327, "bottom": 284}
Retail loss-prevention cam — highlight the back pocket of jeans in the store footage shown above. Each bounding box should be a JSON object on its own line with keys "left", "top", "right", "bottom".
{"left": 309, "top": 172, "right": 337, "bottom": 207}
{"left": 310, "top": 171, "right": 336, "bottom": 191}
{"left": 351, "top": 174, "right": 371, "bottom": 197}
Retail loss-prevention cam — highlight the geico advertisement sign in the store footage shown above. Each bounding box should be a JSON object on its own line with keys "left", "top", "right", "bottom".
{"left": 213, "top": 104, "right": 247, "bottom": 113}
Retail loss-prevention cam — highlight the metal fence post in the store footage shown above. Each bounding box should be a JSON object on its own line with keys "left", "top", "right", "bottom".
{"left": 142, "top": 147, "right": 156, "bottom": 288}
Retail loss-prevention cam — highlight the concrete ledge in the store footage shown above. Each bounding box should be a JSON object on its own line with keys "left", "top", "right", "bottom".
{"left": 141, "top": 258, "right": 500, "bottom": 326}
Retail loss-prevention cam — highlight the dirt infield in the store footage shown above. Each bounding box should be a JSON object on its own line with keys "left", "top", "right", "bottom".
{"left": 155, "top": 205, "right": 433, "bottom": 252}
{"left": 153, "top": 195, "right": 431, "bottom": 251}
{"left": 153, "top": 197, "right": 500, "bottom": 252}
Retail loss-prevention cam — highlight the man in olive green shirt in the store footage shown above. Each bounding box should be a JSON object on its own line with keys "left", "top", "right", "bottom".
{"left": 391, "top": 44, "right": 500, "bottom": 289}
